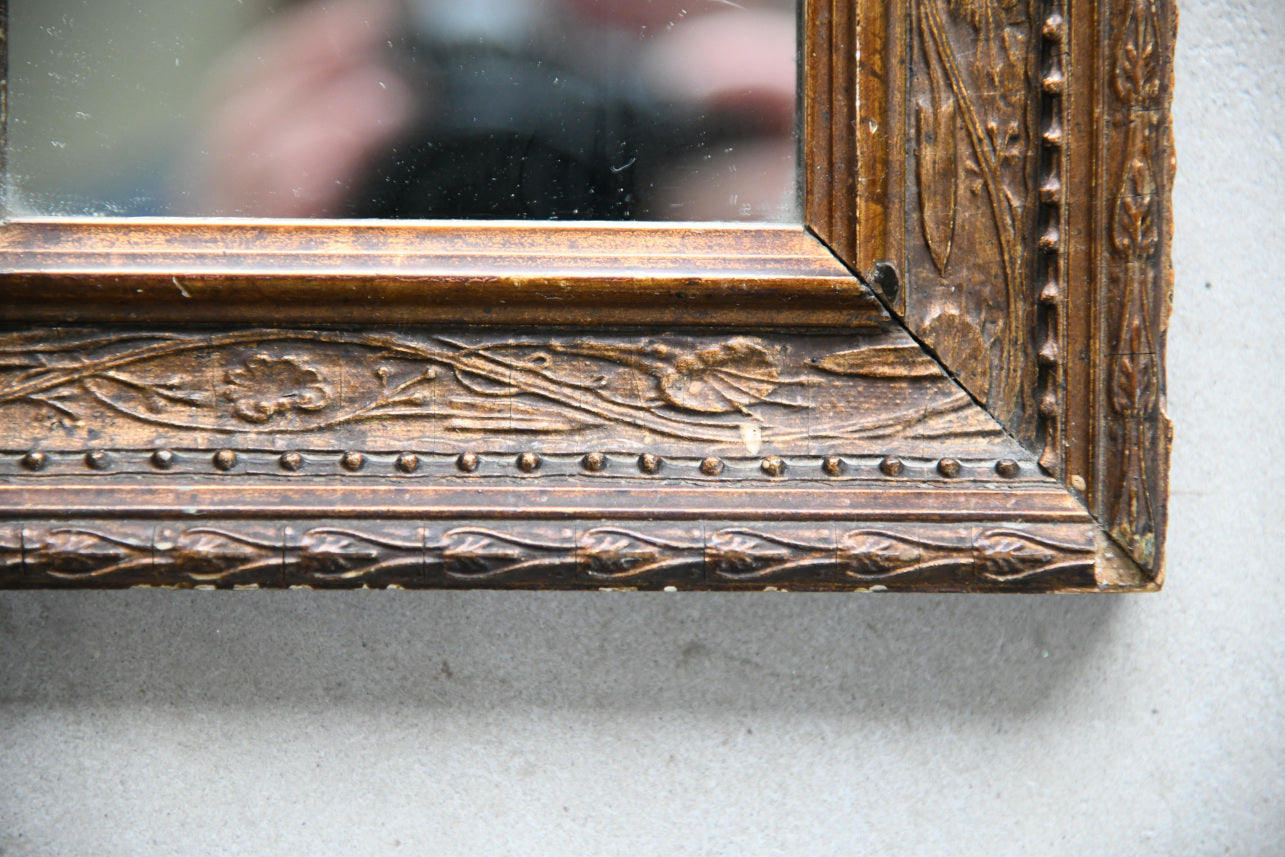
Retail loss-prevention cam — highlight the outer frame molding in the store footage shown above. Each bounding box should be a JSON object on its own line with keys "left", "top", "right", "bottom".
{"left": 0, "top": 0, "right": 1172, "bottom": 591}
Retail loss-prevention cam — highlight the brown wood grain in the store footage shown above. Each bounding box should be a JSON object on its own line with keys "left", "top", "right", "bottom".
{"left": 0, "top": 0, "right": 1174, "bottom": 590}
{"left": 0, "top": 221, "right": 884, "bottom": 328}
{"left": 1, "top": 518, "right": 1107, "bottom": 591}
{"left": 817, "top": 0, "right": 1174, "bottom": 583}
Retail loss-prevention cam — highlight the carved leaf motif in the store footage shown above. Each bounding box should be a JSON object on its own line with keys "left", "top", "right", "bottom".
{"left": 1114, "top": 0, "right": 1162, "bottom": 107}
{"left": 2, "top": 522, "right": 1104, "bottom": 590}
{"left": 580, "top": 532, "right": 662, "bottom": 578}
{"left": 837, "top": 531, "right": 958, "bottom": 578}
{"left": 297, "top": 528, "right": 423, "bottom": 581}
{"left": 974, "top": 530, "right": 1095, "bottom": 581}
{"left": 163, "top": 527, "right": 283, "bottom": 581}
{"left": 1110, "top": 310, "right": 1157, "bottom": 417}
{"left": 578, "top": 527, "right": 703, "bottom": 580}
{"left": 706, "top": 528, "right": 832, "bottom": 580}
{"left": 176, "top": 532, "right": 274, "bottom": 559}
{"left": 1112, "top": 122, "right": 1159, "bottom": 258}
{"left": 709, "top": 531, "right": 794, "bottom": 577}
{"left": 974, "top": 533, "right": 1055, "bottom": 579}
{"left": 917, "top": 97, "right": 959, "bottom": 274}
{"left": 1108, "top": 265, "right": 1159, "bottom": 565}
{"left": 917, "top": 0, "right": 960, "bottom": 274}
{"left": 439, "top": 527, "right": 574, "bottom": 580}
{"left": 31, "top": 528, "right": 153, "bottom": 579}
{"left": 813, "top": 345, "right": 941, "bottom": 379}
{"left": 442, "top": 532, "right": 524, "bottom": 568}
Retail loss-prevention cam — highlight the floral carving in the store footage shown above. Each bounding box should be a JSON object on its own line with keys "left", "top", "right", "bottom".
{"left": 658, "top": 338, "right": 793, "bottom": 416}
{"left": 221, "top": 355, "right": 331, "bottom": 424}
{"left": 0, "top": 329, "right": 1005, "bottom": 451}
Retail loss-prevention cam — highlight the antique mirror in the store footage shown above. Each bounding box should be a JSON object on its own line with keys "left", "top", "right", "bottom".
{"left": 0, "top": 0, "right": 1174, "bottom": 591}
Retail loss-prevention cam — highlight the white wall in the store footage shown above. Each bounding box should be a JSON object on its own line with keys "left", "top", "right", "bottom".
{"left": 1, "top": 0, "right": 1281, "bottom": 852}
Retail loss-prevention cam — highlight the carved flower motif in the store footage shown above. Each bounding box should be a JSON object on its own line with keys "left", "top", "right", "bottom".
{"left": 221, "top": 355, "right": 330, "bottom": 424}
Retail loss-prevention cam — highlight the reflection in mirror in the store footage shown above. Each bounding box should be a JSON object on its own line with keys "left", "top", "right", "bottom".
{"left": 6, "top": 0, "right": 798, "bottom": 221}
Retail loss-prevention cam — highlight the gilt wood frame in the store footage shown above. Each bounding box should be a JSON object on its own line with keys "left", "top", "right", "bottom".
{"left": 0, "top": 0, "right": 1172, "bottom": 591}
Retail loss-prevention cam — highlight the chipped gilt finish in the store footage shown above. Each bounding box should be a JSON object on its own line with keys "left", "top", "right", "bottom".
{"left": 0, "top": 0, "right": 1173, "bottom": 591}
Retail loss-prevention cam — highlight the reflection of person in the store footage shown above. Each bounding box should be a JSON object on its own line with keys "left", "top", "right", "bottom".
{"left": 179, "top": 0, "right": 795, "bottom": 220}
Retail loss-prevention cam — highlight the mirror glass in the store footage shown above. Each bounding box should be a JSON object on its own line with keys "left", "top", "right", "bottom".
{"left": 6, "top": 0, "right": 798, "bottom": 221}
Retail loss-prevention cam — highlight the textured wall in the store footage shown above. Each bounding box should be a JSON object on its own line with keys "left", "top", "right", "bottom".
{"left": 1, "top": 0, "right": 1282, "bottom": 853}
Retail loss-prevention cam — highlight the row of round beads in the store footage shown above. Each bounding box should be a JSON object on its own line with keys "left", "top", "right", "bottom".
{"left": 14, "top": 449, "right": 1025, "bottom": 479}
{"left": 1037, "top": 5, "right": 1067, "bottom": 477}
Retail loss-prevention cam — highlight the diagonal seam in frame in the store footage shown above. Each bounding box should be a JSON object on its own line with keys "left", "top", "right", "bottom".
{"left": 802, "top": 224, "right": 1155, "bottom": 590}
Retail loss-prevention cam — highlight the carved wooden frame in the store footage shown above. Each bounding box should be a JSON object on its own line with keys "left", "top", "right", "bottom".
{"left": 0, "top": 0, "right": 1172, "bottom": 591}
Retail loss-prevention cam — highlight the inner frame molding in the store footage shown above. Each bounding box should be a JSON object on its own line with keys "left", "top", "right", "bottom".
{"left": 0, "top": 0, "right": 1173, "bottom": 592}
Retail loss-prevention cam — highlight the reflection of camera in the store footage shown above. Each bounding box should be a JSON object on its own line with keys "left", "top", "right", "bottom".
{"left": 344, "top": 0, "right": 708, "bottom": 219}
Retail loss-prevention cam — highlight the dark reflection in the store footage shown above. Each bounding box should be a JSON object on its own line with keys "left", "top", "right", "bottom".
{"left": 350, "top": 2, "right": 664, "bottom": 219}
{"left": 8, "top": 0, "right": 798, "bottom": 221}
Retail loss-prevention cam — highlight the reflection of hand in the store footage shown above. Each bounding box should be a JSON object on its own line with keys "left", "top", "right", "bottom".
{"left": 639, "top": 9, "right": 797, "bottom": 221}
{"left": 184, "top": 0, "right": 415, "bottom": 217}
{"left": 184, "top": 0, "right": 796, "bottom": 221}
{"left": 642, "top": 10, "right": 795, "bottom": 134}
